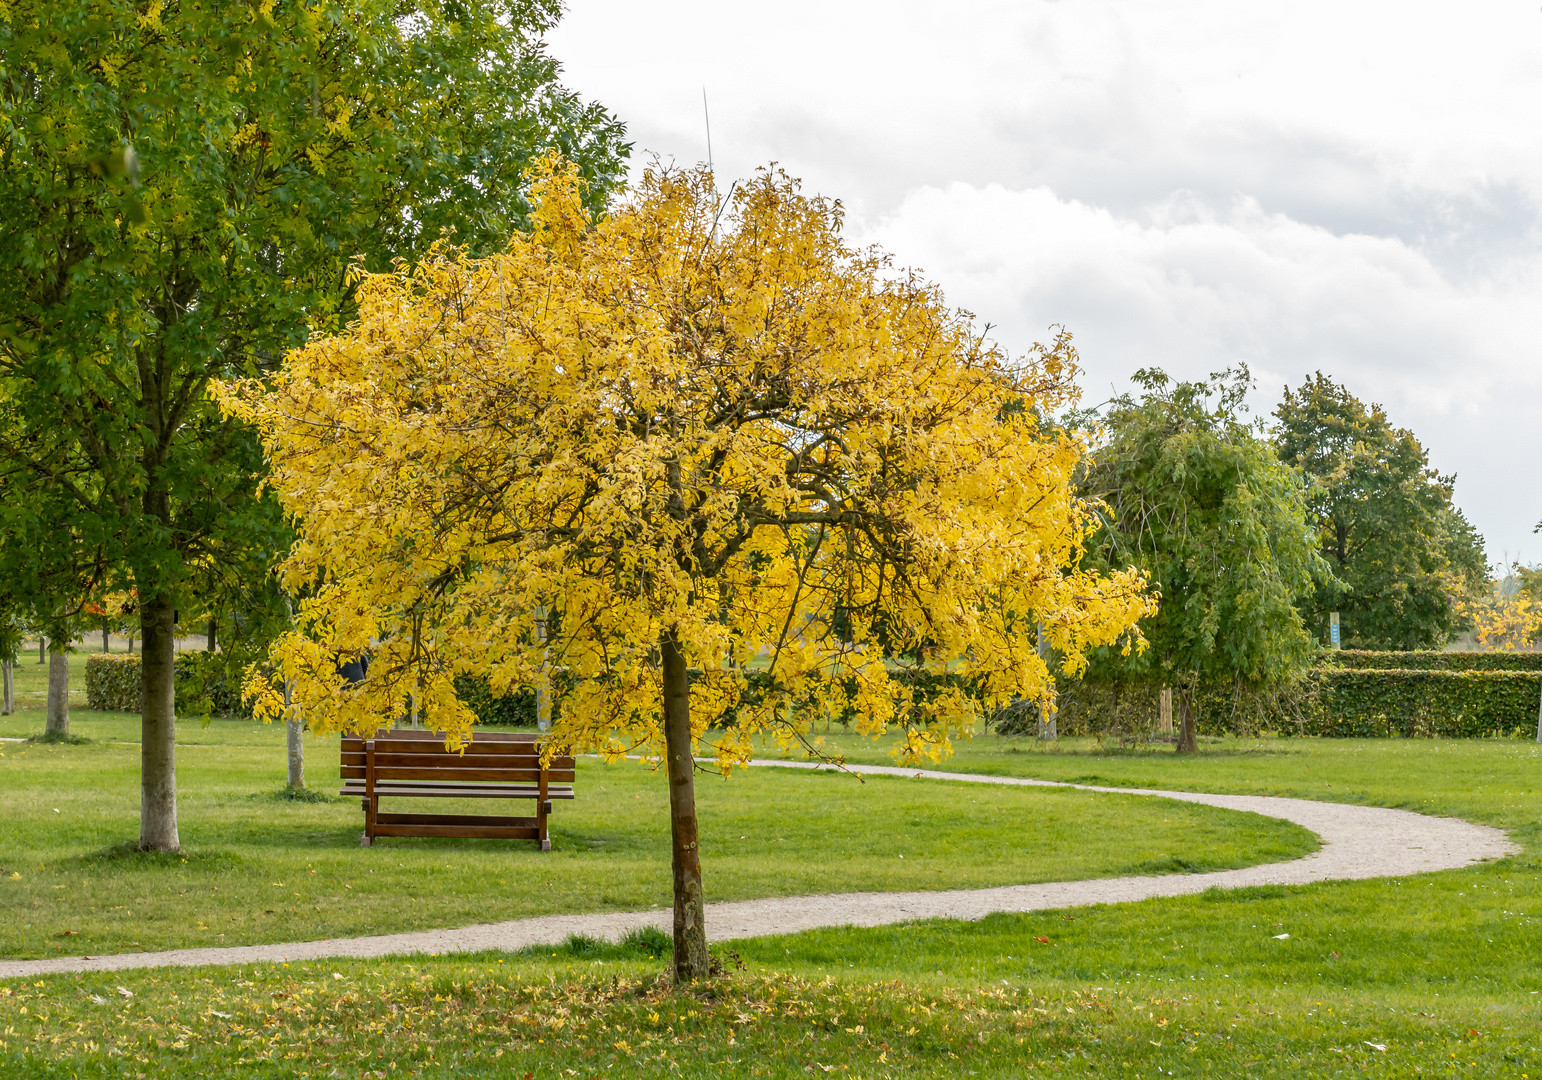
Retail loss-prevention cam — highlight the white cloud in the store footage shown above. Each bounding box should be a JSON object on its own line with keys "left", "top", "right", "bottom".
{"left": 546, "top": 0, "right": 1542, "bottom": 558}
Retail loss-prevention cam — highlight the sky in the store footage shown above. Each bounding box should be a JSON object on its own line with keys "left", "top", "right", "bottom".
{"left": 546, "top": 0, "right": 1542, "bottom": 563}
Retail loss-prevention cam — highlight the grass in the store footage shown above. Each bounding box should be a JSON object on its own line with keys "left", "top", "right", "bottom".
{"left": 4, "top": 716, "right": 1540, "bottom": 1076}
{"left": 0, "top": 710, "right": 1311, "bottom": 959}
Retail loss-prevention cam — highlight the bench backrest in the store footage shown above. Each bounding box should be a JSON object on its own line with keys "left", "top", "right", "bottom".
{"left": 341, "top": 730, "right": 577, "bottom": 785}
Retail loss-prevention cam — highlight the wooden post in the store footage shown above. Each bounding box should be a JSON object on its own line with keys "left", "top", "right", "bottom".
{"left": 1329, "top": 611, "right": 1341, "bottom": 650}
{"left": 2, "top": 658, "right": 12, "bottom": 715}
{"left": 537, "top": 749, "right": 551, "bottom": 852}
{"left": 1535, "top": 677, "right": 1541, "bottom": 744}
{"left": 362, "top": 739, "right": 377, "bottom": 847}
{"left": 1158, "top": 686, "right": 1173, "bottom": 734}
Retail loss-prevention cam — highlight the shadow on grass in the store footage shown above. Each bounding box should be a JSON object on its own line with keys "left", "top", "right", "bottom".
{"left": 84, "top": 842, "right": 244, "bottom": 870}
{"left": 249, "top": 785, "right": 347, "bottom": 805}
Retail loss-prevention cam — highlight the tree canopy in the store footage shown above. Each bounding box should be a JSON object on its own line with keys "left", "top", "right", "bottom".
{"left": 1077, "top": 368, "right": 1329, "bottom": 750}
{"left": 1274, "top": 373, "right": 1487, "bottom": 650}
{"left": 221, "top": 159, "right": 1154, "bottom": 978}
{"left": 0, "top": 0, "right": 628, "bottom": 849}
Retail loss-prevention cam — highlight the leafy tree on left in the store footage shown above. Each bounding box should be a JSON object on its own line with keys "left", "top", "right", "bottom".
{"left": 0, "top": 0, "right": 628, "bottom": 850}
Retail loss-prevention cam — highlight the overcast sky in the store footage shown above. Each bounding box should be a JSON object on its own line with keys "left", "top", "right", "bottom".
{"left": 548, "top": 0, "right": 1542, "bottom": 564}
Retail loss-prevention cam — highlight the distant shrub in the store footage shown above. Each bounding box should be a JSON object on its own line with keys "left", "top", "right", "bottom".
{"left": 1323, "top": 650, "right": 1542, "bottom": 672}
{"left": 85, "top": 654, "right": 141, "bottom": 711}
{"left": 84, "top": 652, "right": 255, "bottom": 718}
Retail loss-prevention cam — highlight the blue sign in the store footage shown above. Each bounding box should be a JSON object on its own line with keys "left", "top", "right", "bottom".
{"left": 1330, "top": 622, "right": 1340, "bottom": 646}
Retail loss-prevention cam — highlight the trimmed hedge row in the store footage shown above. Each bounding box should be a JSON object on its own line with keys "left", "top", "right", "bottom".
{"left": 1323, "top": 650, "right": 1542, "bottom": 671}
{"left": 1308, "top": 669, "right": 1541, "bottom": 738}
{"left": 84, "top": 654, "right": 143, "bottom": 711}
{"left": 85, "top": 652, "right": 252, "bottom": 718}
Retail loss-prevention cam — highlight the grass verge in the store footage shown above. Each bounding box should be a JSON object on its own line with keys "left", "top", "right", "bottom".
{"left": 0, "top": 711, "right": 1311, "bottom": 958}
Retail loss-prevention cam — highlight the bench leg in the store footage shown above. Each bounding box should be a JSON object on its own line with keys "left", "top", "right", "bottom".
{"left": 360, "top": 833, "right": 372, "bottom": 848}
{"left": 538, "top": 798, "right": 552, "bottom": 851}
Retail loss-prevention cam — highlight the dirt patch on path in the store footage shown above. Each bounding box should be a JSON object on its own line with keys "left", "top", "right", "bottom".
{"left": 0, "top": 760, "right": 1513, "bottom": 978}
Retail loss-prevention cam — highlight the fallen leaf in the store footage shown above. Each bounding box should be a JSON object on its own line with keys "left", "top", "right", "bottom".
{"left": 1364, "top": 1042, "right": 1386, "bottom": 1052}
{"left": 1273, "top": 933, "right": 1290, "bottom": 940}
{"left": 116, "top": 987, "right": 133, "bottom": 998}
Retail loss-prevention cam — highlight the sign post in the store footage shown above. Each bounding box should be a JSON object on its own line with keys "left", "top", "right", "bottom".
{"left": 1329, "top": 612, "right": 1341, "bottom": 650}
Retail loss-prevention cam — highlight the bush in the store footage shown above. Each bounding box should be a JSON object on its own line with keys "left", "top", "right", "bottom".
{"left": 84, "top": 652, "right": 255, "bottom": 718}
{"left": 453, "top": 675, "right": 539, "bottom": 726}
{"left": 1323, "top": 650, "right": 1542, "bottom": 671}
{"left": 1306, "top": 669, "right": 1541, "bottom": 738}
{"left": 85, "top": 654, "right": 142, "bottom": 711}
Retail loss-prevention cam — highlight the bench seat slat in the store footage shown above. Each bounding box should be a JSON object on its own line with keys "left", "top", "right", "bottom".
{"left": 340, "top": 765, "right": 576, "bottom": 782}
{"left": 341, "top": 782, "right": 574, "bottom": 799}
{"left": 359, "top": 766, "right": 572, "bottom": 783}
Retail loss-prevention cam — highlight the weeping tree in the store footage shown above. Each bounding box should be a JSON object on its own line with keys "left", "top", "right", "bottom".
{"left": 222, "top": 160, "right": 1154, "bottom": 980}
{"left": 1077, "top": 368, "right": 1331, "bottom": 751}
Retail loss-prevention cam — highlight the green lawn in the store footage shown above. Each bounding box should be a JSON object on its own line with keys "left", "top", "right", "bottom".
{"left": 4, "top": 718, "right": 1539, "bottom": 1077}
{"left": 0, "top": 710, "right": 1310, "bottom": 959}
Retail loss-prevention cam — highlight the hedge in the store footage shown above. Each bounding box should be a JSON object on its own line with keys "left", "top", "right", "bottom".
{"left": 85, "top": 652, "right": 253, "bottom": 718}
{"left": 85, "top": 654, "right": 143, "bottom": 711}
{"left": 1306, "top": 669, "right": 1542, "bottom": 738}
{"left": 1322, "top": 650, "right": 1542, "bottom": 671}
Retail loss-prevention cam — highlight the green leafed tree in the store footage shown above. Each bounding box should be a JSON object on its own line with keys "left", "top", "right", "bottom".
{"left": 1078, "top": 368, "right": 1331, "bottom": 751}
{"left": 1273, "top": 373, "right": 1487, "bottom": 651}
{"left": 0, "top": 0, "right": 628, "bottom": 849}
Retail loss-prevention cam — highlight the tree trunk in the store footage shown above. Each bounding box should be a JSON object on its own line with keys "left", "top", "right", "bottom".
{"left": 207, "top": 618, "right": 217, "bottom": 652}
{"left": 3, "top": 658, "right": 13, "bottom": 715}
{"left": 1176, "top": 691, "right": 1198, "bottom": 754}
{"left": 139, "top": 593, "right": 180, "bottom": 851}
{"left": 102, "top": 624, "right": 110, "bottom": 654}
{"left": 38, "top": 638, "right": 45, "bottom": 663}
{"left": 45, "top": 641, "right": 69, "bottom": 737}
{"left": 661, "top": 629, "right": 710, "bottom": 982}
{"left": 1158, "top": 686, "right": 1173, "bottom": 734}
{"left": 285, "top": 679, "right": 304, "bottom": 788}
{"left": 126, "top": 634, "right": 134, "bottom": 654}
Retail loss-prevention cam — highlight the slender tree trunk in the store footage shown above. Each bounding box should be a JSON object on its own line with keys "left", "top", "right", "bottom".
{"left": 207, "top": 618, "right": 216, "bottom": 652}
{"left": 139, "top": 592, "right": 180, "bottom": 851}
{"left": 661, "top": 629, "right": 709, "bottom": 982}
{"left": 45, "top": 640, "right": 69, "bottom": 737}
{"left": 102, "top": 624, "right": 110, "bottom": 654}
{"left": 126, "top": 634, "right": 134, "bottom": 654}
{"left": 1176, "top": 690, "right": 1198, "bottom": 754}
{"left": 2, "top": 658, "right": 12, "bottom": 715}
{"left": 285, "top": 679, "right": 304, "bottom": 789}
{"left": 38, "top": 638, "right": 44, "bottom": 664}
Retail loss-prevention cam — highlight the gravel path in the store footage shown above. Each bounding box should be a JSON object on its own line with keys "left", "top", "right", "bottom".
{"left": 0, "top": 760, "right": 1514, "bottom": 979}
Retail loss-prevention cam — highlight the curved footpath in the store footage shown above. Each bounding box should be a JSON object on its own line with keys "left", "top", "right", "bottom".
{"left": 0, "top": 761, "right": 1515, "bottom": 979}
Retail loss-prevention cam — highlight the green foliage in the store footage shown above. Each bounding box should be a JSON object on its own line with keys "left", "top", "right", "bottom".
{"left": 1077, "top": 367, "right": 1330, "bottom": 702}
{"left": 1305, "top": 669, "right": 1540, "bottom": 738}
{"left": 84, "top": 652, "right": 252, "bottom": 717}
{"left": 1323, "top": 649, "right": 1542, "bottom": 671}
{"left": 0, "top": 0, "right": 630, "bottom": 744}
{"left": 453, "top": 674, "right": 539, "bottom": 727}
{"left": 83, "top": 654, "right": 141, "bottom": 712}
{"left": 1274, "top": 373, "right": 1488, "bottom": 649}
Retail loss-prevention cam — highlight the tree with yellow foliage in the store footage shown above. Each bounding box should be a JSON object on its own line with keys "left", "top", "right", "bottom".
{"left": 219, "top": 158, "right": 1153, "bottom": 981}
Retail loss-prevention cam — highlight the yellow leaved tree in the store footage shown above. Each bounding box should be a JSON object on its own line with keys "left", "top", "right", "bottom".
{"left": 218, "top": 158, "right": 1153, "bottom": 980}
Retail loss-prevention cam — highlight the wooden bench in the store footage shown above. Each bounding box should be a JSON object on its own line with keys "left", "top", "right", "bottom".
{"left": 339, "top": 730, "right": 574, "bottom": 850}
